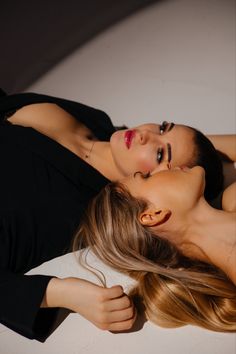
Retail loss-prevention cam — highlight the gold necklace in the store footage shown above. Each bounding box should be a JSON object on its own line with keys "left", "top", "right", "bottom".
{"left": 85, "top": 140, "right": 96, "bottom": 159}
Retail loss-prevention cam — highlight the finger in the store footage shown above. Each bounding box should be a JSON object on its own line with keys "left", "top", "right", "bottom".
{"left": 104, "top": 294, "right": 132, "bottom": 311}
{"left": 103, "top": 285, "right": 124, "bottom": 299}
{"left": 108, "top": 310, "right": 137, "bottom": 332}
{"left": 108, "top": 305, "right": 135, "bottom": 323}
{"left": 93, "top": 308, "right": 137, "bottom": 331}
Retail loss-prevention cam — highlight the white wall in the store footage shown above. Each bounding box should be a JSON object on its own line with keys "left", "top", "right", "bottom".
{"left": 28, "top": 0, "right": 235, "bottom": 135}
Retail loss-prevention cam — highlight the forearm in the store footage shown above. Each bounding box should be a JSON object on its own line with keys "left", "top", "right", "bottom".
{"left": 207, "top": 134, "right": 236, "bottom": 162}
{"left": 41, "top": 277, "right": 93, "bottom": 311}
{"left": 40, "top": 277, "right": 65, "bottom": 309}
{"left": 40, "top": 277, "right": 136, "bottom": 331}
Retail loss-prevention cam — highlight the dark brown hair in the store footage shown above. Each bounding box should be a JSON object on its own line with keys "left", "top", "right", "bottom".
{"left": 190, "top": 128, "right": 223, "bottom": 200}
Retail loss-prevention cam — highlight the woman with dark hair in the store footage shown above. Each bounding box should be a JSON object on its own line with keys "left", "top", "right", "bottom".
{"left": 0, "top": 89, "right": 229, "bottom": 340}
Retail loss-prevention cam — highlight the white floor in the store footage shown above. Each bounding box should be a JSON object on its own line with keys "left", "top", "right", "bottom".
{"left": 1, "top": 251, "right": 236, "bottom": 354}
{"left": 1, "top": 0, "right": 235, "bottom": 353}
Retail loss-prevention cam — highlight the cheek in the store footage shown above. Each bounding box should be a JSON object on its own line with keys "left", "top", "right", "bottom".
{"left": 152, "top": 179, "right": 185, "bottom": 210}
{"left": 134, "top": 150, "right": 156, "bottom": 172}
{"left": 110, "top": 135, "right": 157, "bottom": 175}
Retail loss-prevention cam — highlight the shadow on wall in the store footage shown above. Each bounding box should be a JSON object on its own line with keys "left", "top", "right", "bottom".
{"left": 0, "top": 0, "right": 159, "bottom": 93}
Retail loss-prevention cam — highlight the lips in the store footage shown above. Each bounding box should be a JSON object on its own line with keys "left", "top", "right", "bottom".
{"left": 180, "top": 166, "right": 190, "bottom": 172}
{"left": 175, "top": 166, "right": 190, "bottom": 172}
{"left": 124, "top": 130, "right": 135, "bottom": 149}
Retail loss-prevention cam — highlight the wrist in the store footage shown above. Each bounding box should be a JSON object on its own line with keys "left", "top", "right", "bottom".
{"left": 41, "top": 277, "right": 68, "bottom": 309}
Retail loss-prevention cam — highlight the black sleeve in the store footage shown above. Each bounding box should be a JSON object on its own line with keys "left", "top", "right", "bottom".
{"left": 0, "top": 270, "right": 58, "bottom": 340}
{"left": 0, "top": 89, "right": 111, "bottom": 340}
{"left": 0, "top": 202, "right": 78, "bottom": 341}
{"left": 0, "top": 90, "right": 115, "bottom": 140}
{"left": 0, "top": 89, "right": 103, "bottom": 117}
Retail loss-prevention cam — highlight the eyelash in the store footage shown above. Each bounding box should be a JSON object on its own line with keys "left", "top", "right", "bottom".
{"left": 157, "top": 121, "right": 168, "bottom": 164}
{"left": 160, "top": 121, "right": 168, "bottom": 135}
{"left": 142, "top": 171, "right": 151, "bottom": 179}
{"left": 157, "top": 147, "right": 163, "bottom": 164}
{"left": 134, "top": 171, "right": 151, "bottom": 179}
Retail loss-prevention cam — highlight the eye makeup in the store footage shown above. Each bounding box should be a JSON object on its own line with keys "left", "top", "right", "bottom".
{"left": 157, "top": 147, "right": 163, "bottom": 163}
{"left": 167, "top": 143, "right": 172, "bottom": 163}
{"left": 160, "top": 121, "right": 168, "bottom": 134}
{"left": 160, "top": 121, "right": 175, "bottom": 134}
{"left": 158, "top": 121, "right": 174, "bottom": 165}
{"left": 168, "top": 122, "right": 175, "bottom": 131}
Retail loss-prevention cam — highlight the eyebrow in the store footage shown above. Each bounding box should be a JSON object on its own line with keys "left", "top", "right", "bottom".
{"left": 166, "top": 122, "right": 174, "bottom": 163}
{"left": 167, "top": 143, "right": 172, "bottom": 163}
{"left": 167, "top": 122, "right": 175, "bottom": 132}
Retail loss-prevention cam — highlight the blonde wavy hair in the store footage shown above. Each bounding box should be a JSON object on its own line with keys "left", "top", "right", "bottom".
{"left": 73, "top": 182, "right": 236, "bottom": 332}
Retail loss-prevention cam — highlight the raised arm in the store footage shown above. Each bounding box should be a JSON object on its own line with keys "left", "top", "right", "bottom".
{"left": 207, "top": 134, "right": 236, "bottom": 162}
{"left": 207, "top": 135, "right": 236, "bottom": 189}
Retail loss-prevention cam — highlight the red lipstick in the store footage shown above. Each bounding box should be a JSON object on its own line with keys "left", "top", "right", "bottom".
{"left": 124, "top": 130, "right": 135, "bottom": 149}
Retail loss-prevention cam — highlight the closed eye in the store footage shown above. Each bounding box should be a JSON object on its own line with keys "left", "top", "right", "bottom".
{"left": 133, "top": 171, "right": 151, "bottom": 179}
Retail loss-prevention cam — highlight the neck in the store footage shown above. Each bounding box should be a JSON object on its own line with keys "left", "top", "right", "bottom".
{"left": 87, "top": 141, "right": 124, "bottom": 181}
{"left": 182, "top": 198, "right": 236, "bottom": 284}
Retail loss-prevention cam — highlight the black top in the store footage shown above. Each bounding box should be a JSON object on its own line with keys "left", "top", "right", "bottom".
{"left": 0, "top": 90, "right": 116, "bottom": 340}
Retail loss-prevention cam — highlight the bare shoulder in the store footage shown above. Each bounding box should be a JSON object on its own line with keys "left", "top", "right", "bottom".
{"left": 222, "top": 182, "right": 236, "bottom": 212}
{"left": 7, "top": 102, "right": 79, "bottom": 135}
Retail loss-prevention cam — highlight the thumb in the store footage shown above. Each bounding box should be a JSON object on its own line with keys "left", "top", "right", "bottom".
{"left": 105, "top": 285, "right": 124, "bottom": 299}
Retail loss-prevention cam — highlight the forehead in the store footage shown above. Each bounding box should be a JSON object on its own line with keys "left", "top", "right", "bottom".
{"left": 134, "top": 122, "right": 196, "bottom": 166}
{"left": 170, "top": 125, "right": 196, "bottom": 166}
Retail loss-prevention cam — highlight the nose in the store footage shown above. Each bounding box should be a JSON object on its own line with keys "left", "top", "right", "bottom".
{"left": 137, "top": 130, "right": 148, "bottom": 145}
{"left": 138, "top": 130, "right": 159, "bottom": 145}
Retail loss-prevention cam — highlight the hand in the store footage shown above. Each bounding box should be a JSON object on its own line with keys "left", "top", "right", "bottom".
{"left": 43, "top": 277, "right": 136, "bottom": 331}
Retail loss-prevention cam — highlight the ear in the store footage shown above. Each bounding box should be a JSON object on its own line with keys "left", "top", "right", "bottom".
{"left": 139, "top": 209, "right": 171, "bottom": 227}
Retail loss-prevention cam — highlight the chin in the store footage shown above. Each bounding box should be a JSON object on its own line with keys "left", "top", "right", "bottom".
{"left": 110, "top": 130, "right": 122, "bottom": 149}
{"left": 200, "top": 178, "right": 206, "bottom": 197}
{"left": 192, "top": 165, "right": 205, "bottom": 174}
{"left": 191, "top": 166, "right": 206, "bottom": 197}
{"left": 192, "top": 166, "right": 206, "bottom": 180}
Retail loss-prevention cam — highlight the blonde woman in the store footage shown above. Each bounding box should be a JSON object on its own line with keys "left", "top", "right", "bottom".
{"left": 74, "top": 137, "right": 236, "bottom": 332}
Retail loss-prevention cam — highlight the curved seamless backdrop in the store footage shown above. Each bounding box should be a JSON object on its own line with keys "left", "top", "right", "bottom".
{"left": 0, "top": 0, "right": 157, "bottom": 93}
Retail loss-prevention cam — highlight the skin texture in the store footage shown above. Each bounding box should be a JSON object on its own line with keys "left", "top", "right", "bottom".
{"left": 122, "top": 165, "right": 236, "bottom": 285}
{"left": 222, "top": 182, "right": 236, "bottom": 212}
{"left": 208, "top": 135, "right": 236, "bottom": 162}
{"left": 123, "top": 165, "right": 205, "bottom": 218}
{"left": 110, "top": 123, "right": 196, "bottom": 177}
{"left": 41, "top": 278, "right": 136, "bottom": 331}
{"left": 8, "top": 104, "right": 196, "bottom": 181}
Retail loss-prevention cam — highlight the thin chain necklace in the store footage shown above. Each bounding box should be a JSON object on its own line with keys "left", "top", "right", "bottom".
{"left": 85, "top": 140, "right": 96, "bottom": 159}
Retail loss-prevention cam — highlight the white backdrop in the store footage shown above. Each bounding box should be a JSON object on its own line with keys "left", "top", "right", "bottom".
{"left": 1, "top": 0, "right": 235, "bottom": 353}
{"left": 27, "top": 0, "right": 235, "bottom": 135}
